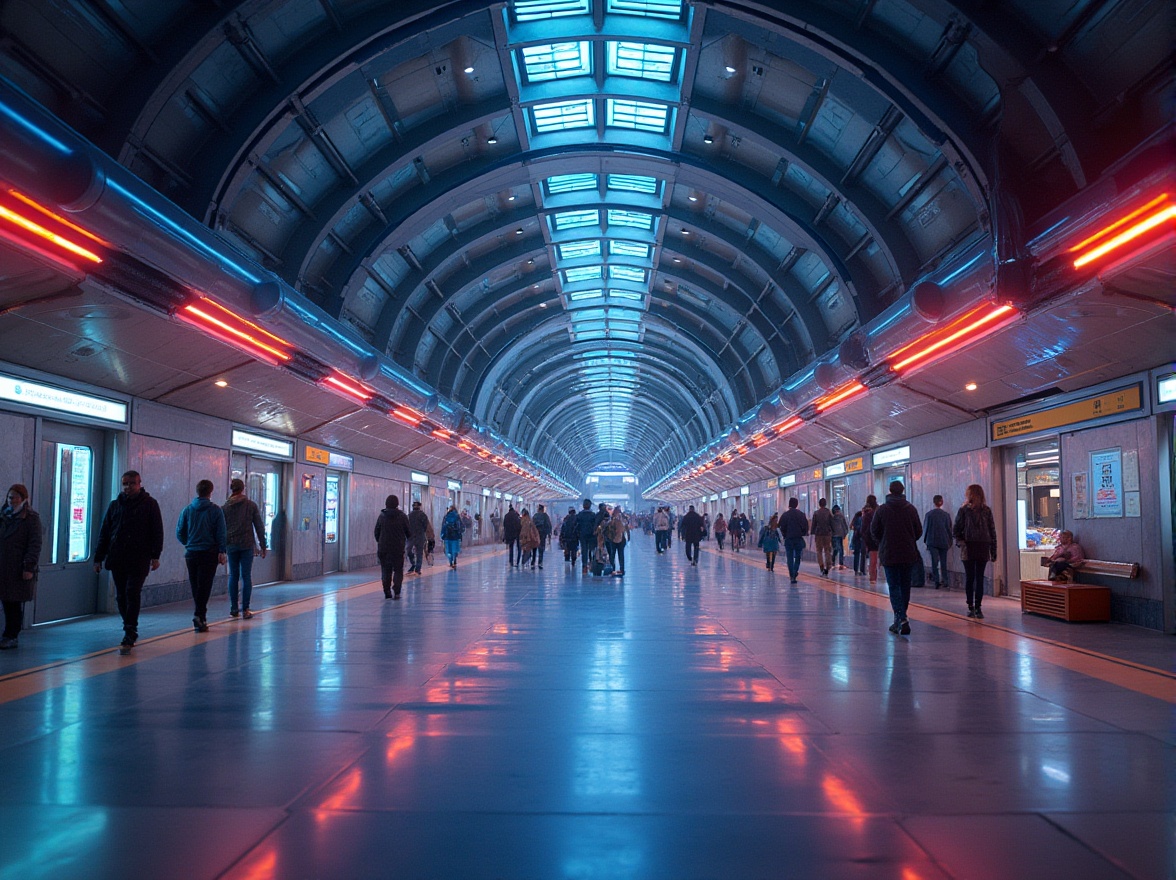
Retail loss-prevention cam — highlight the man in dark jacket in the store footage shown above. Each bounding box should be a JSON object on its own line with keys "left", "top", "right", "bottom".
{"left": 559, "top": 507, "right": 579, "bottom": 566}
{"left": 922, "top": 495, "right": 953, "bottom": 589}
{"left": 533, "top": 504, "right": 552, "bottom": 568}
{"left": 780, "top": 498, "right": 810, "bottom": 584}
{"left": 407, "top": 501, "right": 430, "bottom": 574}
{"left": 679, "top": 505, "right": 704, "bottom": 565}
{"left": 870, "top": 481, "right": 923, "bottom": 635}
{"left": 810, "top": 498, "right": 834, "bottom": 576}
{"left": 501, "top": 504, "right": 521, "bottom": 567}
{"left": 93, "top": 470, "right": 164, "bottom": 654}
{"left": 176, "top": 479, "right": 227, "bottom": 634}
{"left": 575, "top": 499, "right": 597, "bottom": 574}
{"left": 374, "top": 495, "right": 411, "bottom": 599}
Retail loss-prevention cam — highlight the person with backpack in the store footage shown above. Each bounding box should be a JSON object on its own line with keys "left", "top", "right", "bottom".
{"left": 440, "top": 504, "right": 463, "bottom": 568}
{"left": 953, "top": 484, "right": 998, "bottom": 619}
{"left": 575, "top": 499, "right": 597, "bottom": 575}
{"left": 811, "top": 498, "right": 834, "bottom": 576}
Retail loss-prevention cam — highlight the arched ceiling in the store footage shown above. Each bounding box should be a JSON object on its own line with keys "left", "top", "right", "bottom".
{"left": 1, "top": 0, "right": 1168, "bottom": 490}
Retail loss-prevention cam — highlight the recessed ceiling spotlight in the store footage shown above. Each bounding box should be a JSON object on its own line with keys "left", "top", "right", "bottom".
{"left": 724, "top": 65, "right": 737, "bottom": 74}
{"left": 464, "top": 66, "right": 475, "bottom": 74}
{"left": 214, "top": 379, "right": 228, "bottom": 387}
{"left": 515, "top": 227, "right": 524, "bottom": 235}
{"left": 681, "top": 229, "right": 690, "bottom": 235}
{"left": 539, "top": 302, "right": 547, "bottom": 308}
{"left": 487, "top": 135, "right": 498, "bottom": 145}
{"left": 527, "top": 258, "right": 534, "bottom": 265}
{"left": 688, "top": 194, "right": 698, "bottom": 202}
{"left": 703, "top": 134, "right": 714, "bottom": 145}
{"left": 507, "top": 194, "right": 516, "bottom": 201}
{"left": 965, "top": 382, "right": 978, "bottom": 391}
{"left": 673, "top": 257, "right": 681, "bottom": 263}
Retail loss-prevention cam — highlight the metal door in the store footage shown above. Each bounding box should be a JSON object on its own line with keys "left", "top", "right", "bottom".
{"left": 33, "top": 422, "right": 105, "bottom": 623}
{"left": 323, "top": 471, "right": 343, "bottom": 573}
{"left": 229, "top": 453, "right": 284, "bottom": 585}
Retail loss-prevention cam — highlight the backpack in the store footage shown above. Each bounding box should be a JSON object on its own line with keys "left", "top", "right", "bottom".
{"left": 607, "top": 517, "right": 626, "bottom": 543}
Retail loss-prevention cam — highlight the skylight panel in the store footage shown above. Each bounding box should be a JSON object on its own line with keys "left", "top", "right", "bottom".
{"left": 552, "top": 210, "right": 599, "bottom": 230}
{"left": 563, "top": 265, "right": 603, "bottom": 283}
{"left": 532, "top": 99, "right": 594, "bottom": 133}
{"left": 608, "top": 290, "right": 646, "bottom": 302}
{"left": 609, "top": 265, "right": 646, "bottom": 282}
{"left": 514, "top": 0, "right": 590, "bottom": 22}
{"left": 606, "top": 0, "right": 683, "bottom": 19}
{"left": 609, "top": 240, "right": 650, "bottom": 258}
{"left": 558, "top": 240, "right": 602, "bottom": 260}
{"left": 568, "top": 290, "right": 605, "bottom": 302}
{"left": 606, "top": 174, "right": 660, "bottom": 195}
{"left": 606, "top": 42, "right": 676, "bottom": 82}
{"left": 521, "top": 42, "right": 591, "bottom": 82}
{"left": 572, "top": 308, "right": 606, "bottom": 323}
{"left": 546, "top": 173, "right": 598, "bottom": 195}
{"left": 606, "top": 99, "right": 669, "bottom": 133}
{"left": 607, "top": 209, "right": 654, "bottom": 230}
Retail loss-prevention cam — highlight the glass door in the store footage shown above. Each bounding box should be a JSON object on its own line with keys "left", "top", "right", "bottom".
{"left": 323, "top": 471, "right": 343, "bottom": 573}
{"left": 34, "top": 421, "right": 106, "bottom": 624}
{"left": 230, "top": 453, "right": 284, "bottom": 585}
{"left": 1012, "top": 437, "right": 1062, "bottom": 590}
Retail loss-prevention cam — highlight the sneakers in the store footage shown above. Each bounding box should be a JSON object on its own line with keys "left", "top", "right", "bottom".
{"left": 900, "top": 619, "right": 911, "bottom": 635}
{"left": 0, "top": 637, "right": 17, "bottom": 650}
{"left": 118, "top": 635, "right": 135, "bottom": 656}
{"left": 973, "top": 607, "right": 984, "bottom": 620}
{"left": 242, "top": 609, "right": 253, "bottom": 620}
{"left": 392, "top": 592, "right": 401, "bottom": 600}
{"left": 230, "top": 610, "right": 240, "bottom": 618}
{"left": 888, "top": 622, "right": 901, "bottom": 635}
{"left": 193, "top": 616, "right": 209, "bottom": 633}
{"left": 967, "top": 606, "right": 976, "bottom": 618}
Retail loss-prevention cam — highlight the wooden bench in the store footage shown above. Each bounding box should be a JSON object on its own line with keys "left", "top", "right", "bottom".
{"left": 1020, "top": 557, "right": 1140, "bottom": 622}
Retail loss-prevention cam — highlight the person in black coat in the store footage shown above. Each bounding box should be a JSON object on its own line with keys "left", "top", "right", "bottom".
{"left": 501, "top": 505, "right": 521, "bottom": 567}
{"left": 374, "top": 495, "right": 411, "bottom": 599}
{"left": 575, "top": 499, "right": 597, "bottom": 574}
{"left": 0, "top": 484, "right": 41, "bottom": 650}
{"left": 559, "top": 507, "right": 579, "bottom": 566}
{"left": 870, "top": 481, "right": 923, "bottom": 635}
{"left": 93, "top": 470, "right": 164, "bottom": 653}
{"left": 780, "top": 498, "right": 809, "bottom": 584}
{"left": 679, "top": 505, "right": 704, "bottom": 565}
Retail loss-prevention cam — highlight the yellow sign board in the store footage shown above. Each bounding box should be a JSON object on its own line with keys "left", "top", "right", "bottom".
{"left": 304, "top": 445, "right": 330, "bottom": 465}
{"left": 806, "top": 467, "right": 823, "bottom": 481}
{"left": 991, "top": 385, "right": 1142, "bottom": 442}
{"left": 844, "top": 457, "right": 864, "bottom": 473}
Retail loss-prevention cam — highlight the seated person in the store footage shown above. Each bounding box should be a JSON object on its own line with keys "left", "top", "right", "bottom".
{"left": 1047, "top": 531, "right": 1085, "bottom": 580}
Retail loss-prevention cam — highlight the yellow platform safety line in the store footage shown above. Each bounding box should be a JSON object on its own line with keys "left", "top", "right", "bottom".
{"left": 705, "top": 545, "right": 1176, "bottom": 704}
{"left": 0, "top": 544, "right": 503, "bottom": 706}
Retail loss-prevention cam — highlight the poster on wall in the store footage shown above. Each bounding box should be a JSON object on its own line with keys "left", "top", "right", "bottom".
{"left": 1090, "top": 448, "right": 1123, "bottom": 517}
{"left": 1122, "top": 449, "right": 1140, "bottom": 492}
{"left": 1071, "top": 472, "right": 1088, "bottom": 520}
{"left": 1124, "top": 492, "right": 1141, "bottom": 518}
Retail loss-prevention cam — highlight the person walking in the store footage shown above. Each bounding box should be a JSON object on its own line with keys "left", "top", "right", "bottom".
{"left": 652, "top": 507, "right": 670, "bottom": 554}
{"left": 222, "top": 478, "right": 267, "bottom": 619}
{"left": 922, "top": 495, "right": 953, "bottom": 589}
{"left": 953, "top": 484, "right": 997, "bottom": 619}
{"left": 533, "top": 504, "right": 552, "bottom": 569}
{"left": 575, "top": 499, "right": 597, "bottom": 574}
{"left": 176, "top": 479, "right": 227, "bottom": 634}
{"left": 407, "top": 500, "right": 430, "bottom": 574}
{"left": 728, "top": 510, "right": 743, "bottom": 551}
{"left": 713, "top": 513, "right": 727, "bottom": 550}
{"left": 870, "top": 481, "right": 922, "bottom": 635}
{"left": 811, "top": 498, "right": 834, "bottom": 575}
{"left": 374, "top": 495, "right": 411, "bottom": 599}
{"left": 440, "top": 504, "right": 463, "bottom": 568}
{"left": 780, "top": 498, "right": 809, "bottom": 584}
{"left": 830, "top": 504, "right": 849, "bottom": 570}
{"left": 489, "top": 509, "right": 502, "bottom": 542}
{"left": 94, "top": 470, "right": 164, "bottom": 654}
{"left": 849, "top": 508, "right": 865, "bottom": 575}
{"left": 502, "top": 504, "right": 521, "bottom": 568}
{"left": 0, "top": 484, "right": 41, "bottom": 650}
{"left": 519, "top": 509, "right": 540, "bottom": 569}
{"left": 559, "top": 507, "right": 579, "bottom": 567}
{"left": 679, "top": 504, "right": 703, "bottom": 565}
{"left": 860, "top": 495, "right": 880, "bottom": 583}
{"left": 605, "top": 506, "right": 629, "bottom": 576}
{"left": 758, "top": 513, "right": 781, "bottom": 571}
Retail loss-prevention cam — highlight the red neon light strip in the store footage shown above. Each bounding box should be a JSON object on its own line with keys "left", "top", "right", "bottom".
{"left": 191, "top": 298, "right": 291, "bottom": 348}
{"left": 1072, "top": 202, "right": 1176, "bottom": 269}
{"left": 391, "top": 407, "right": 422, "bottom": 425}
{"left": 6, "top": 190, "right": 107, "bottom": 245}
{"left": 431, "top": 429, "right": 451, "bottom": 440}
{"left": 0, "top": 204, "right": 102, "bottom": 263}
{"left": 815, "top": 381, "right": 867, "bottom": 412}
{"left": 773, "top": 416, "right": 803, "bottom": 435}
{"left": 1068, "top": 193, "right": 1168, "bottom": 254}
{"left": 180, "top": 304, "right": 292, "bottom": 362}
{"left": 322, "top": 374, "right": 373, "bottom": 402}
{"left": 890, "top": 305, "right": 1016, "bottom": 373}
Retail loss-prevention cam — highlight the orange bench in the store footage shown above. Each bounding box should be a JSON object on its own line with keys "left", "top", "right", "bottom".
{"left": 1020, "top": 558, "right": 1139, "bottom": 622}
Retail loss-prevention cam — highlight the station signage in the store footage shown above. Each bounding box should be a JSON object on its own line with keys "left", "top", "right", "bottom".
{"left": 0, "top": 372, "right": 127, "bottom": 424}
{"left": 410, "top": 471, "right": 430, "bottom": 485}
{"left": 991, "top": 384, "right": 1142, "bottom": 441}
{"left": 447, "top": 480, "right": 461, "bottom": 491}
{"left": 482, "top": 488, "right": 490, "bottom": 496}
{"left": 780, "top": 473, "right": 796, "bottom": 486}
{"left": 739, "top": 485, "right": 749, "bottom": 495}
{"left": 872, "top": 446, "right": 911, "bottom": 467}
{"left": 1155, "top": 374, "right": 1175, "bottom": 405}
{"left": 232, "top": 429, "right": 293, "bottom": 459}
{"left": 824, "top": 462, "right": 846, "bottom": 477}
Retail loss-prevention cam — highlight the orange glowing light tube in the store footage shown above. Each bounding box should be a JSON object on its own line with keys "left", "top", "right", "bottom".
{"left": 431, "top": 428, "right": 452, "bottom": 440}
{"left": 321, "top": 372, "right": 374, "bottom": 403}
{"left": 0, "top": 200, "right": 103, "bottom": 264}
{"left": 390, "top": 407, "right": 422, "bottom": 426}
{"left": 889, "top": 304, "right": 1017, "bottom": 374}
{"left": 179, "top": 298, "right": 292, "bottom": 364}
{"left": 773, "top": 415, "right": 804, "bottom": 435}
{"left": 1070, "top": 193, "right": 1176, "bottom": 269}
{"left": 814, "top": 381, "right": 867, "bottom": 413}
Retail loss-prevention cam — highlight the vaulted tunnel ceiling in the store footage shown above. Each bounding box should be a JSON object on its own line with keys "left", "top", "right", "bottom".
{"left": 0, "top": 0, "right": 1169, "bottom": 491}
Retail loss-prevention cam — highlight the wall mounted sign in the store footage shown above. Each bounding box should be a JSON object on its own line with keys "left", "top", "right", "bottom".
{"left": 410, "top": 471, "right": 429, "bottom": 485}
{"left": 0, "top": 372, "right": 127, "bottom": 424}
{"left": 991, "top": 384, "right": 1143, "bottom": 441}
{"left": 872, "top": 446, "right": 910, "bottom": 467}
{"left": 447, "top": 480, "right": 462, "bottom": 491}
{"left": 232, "top": 429, "right": 293, "bottom": 459}
{"left": 824, "top": 462, "right": 846, "bottom": 477}
{"left": 1157, "top": 373, "right": 1176, "bottom": 404}
{"left": 1090, "top": 448, "right": 1122, "bottom": 517}
{"left": 780, "top": 474, "right": 796, "bottom": 486}
{"left": 304, "top": 445, "right": 330, "bottom": 465}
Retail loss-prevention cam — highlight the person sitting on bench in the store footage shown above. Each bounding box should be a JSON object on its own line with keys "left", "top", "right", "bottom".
{"left": 1047, "top": 531, "right": 1085, "bottom": 581}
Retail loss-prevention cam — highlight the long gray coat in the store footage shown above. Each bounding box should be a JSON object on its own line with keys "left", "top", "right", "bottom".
{"left": 0, "top": 506, "right": 42, "bottom": 603}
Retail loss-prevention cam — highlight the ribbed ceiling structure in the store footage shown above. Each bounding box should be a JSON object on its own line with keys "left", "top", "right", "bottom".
{"left": 0, "top": 0, "right": 1168, "bottom": 491}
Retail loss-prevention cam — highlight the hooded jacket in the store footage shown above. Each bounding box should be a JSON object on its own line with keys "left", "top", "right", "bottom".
{"left": 502, "top": 507, "right": 521, "bottom": 541}
{"left": 870, "top": 492, "right": 922, "bottom": 565}
{"left": 94, "top": 489, "right": 164, "bottom": 570}
{"left": 374, "top": 505, "right": 411, "bottom": 559}
{"left": 176, "top": 497, "right": 227, "bottom": 556}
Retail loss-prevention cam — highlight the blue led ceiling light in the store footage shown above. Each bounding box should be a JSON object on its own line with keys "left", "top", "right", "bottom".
{"left": 564, "top": 265, "right": 603, "bottom": 283}
{"left": 532, "top": 99, "right": 594, "bottom": 133}
{"left": 606, "top": 174, "right": 660, "bottom": 195}
{"left": 514, "top": 0, "right": 591, "bottom": 22}
{"left": 521, "top": 42, "right": 592, "bottom": 82}
{"left": 606, "top": 42, "right": 677, "bottom": 82}
{"left": 558, "top": 240, "right": 602, "bottom": 260}
{"left": 609, "top": 265, "right": 645, "bottom": 282}
{"left": 606, "top": 209, "right": 654, "bottom": 230}
{"left": 606, "top": 98, "right": 670, "bottom": 133}
{"left": 546, "top": 173, "right": 598, "bottom": 195}
{"left": 552, "top": 209, "right": 599, "bottom": 230}
{"left": 606, "top": 0, "right": 684, "bottom": 20}
{"left": 609, "top": 240, "right": 650, "bottom": 258}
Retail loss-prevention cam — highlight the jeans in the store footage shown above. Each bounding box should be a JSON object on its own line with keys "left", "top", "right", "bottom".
{"left": 444, "top": 539, "right": 461, "bottom": 564}
{"left": 963, "top": 558, "right": 988, "bottom": 607}
{"left": 506, "top": 538, "right": 521, "bottom": 566}
{"left": 612, "top": 540, "right": 626, "bottom": 573}
{"left": 852, "top": 544, "right": 865, "bottom": 574}
{"left": 715, "top": 532, "right": 725, "bottom": 550}
{"left": 579, "top": 536, "right": 595, "bottom": 568}
{"left": 408, "top": 540, "right": 426, "bottom": 573}
{"left": 832, "top": 537, "right": 844, "bottom": 567}
{"left": 883, "top": 563, "right": 914, "bottom": 621}
{"left": 110, "top": 561, "right": 150, "bottom": 635}
{"left": 784, "top": 537, "right": 806, "bottom": 580}
{"left": 379, "top": 552, "right": 405, "bottom": 596}
{"left": 685, "top": 540, "right": 699, "bottom": 562}
{"left": 927, "top": 546, "right": 949, "bottom": 586}
{"left": 185, "top": 549, "right": 219, "bottom": 620}
{"left": 2, "top": 600, "right": 23, "bottom": 639}
{"left": 226, "top": 546, "right": 255, "bottom": 613}
{"left": 655, "top": 530, "right": 669, "bottom": 552}
{"left": 536, "top": 541, "right": 546, "bottom": 566}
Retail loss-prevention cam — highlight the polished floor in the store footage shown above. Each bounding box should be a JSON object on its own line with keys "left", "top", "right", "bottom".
{"left": 0, "top": 537, "right": 1172, "bottom": 880}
